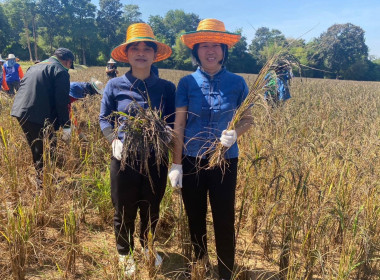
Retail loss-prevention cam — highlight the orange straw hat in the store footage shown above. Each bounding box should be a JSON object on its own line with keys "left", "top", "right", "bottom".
{"left": 181, "top": 18, "right": 241, "bottom": 49}
{"left": 111, "top": 23, "right": 172, "bottom": 63}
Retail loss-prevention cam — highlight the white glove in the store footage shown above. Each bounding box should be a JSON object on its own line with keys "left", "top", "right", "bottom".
{"left": 220, "top": 129, "right": 237, "bottom": 148}
{"left": 168, "top": 163, "right": 183, "bottom": 189}
{"left": 62, "top": 127, "right": 72, "bottom": 142}
{"left": 112, "top": 139, "right": 123, "bottom": 160}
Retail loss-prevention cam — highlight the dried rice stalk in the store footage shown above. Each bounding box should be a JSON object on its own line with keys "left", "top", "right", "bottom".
{"left": 206, "top": 52, "right": 298, "bottom": 169}
{"left": 113, "top": 102, "right": 174, "bottom": 185}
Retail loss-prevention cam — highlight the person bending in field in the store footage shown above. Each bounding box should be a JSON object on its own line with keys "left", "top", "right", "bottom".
{"left": 69, "top": 79, "right": 104, "bottom": 140}
{"left": 69, "top": 78, "right": 104, "bottom": 112}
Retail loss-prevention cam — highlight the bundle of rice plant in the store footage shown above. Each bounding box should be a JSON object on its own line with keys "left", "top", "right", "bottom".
{"left": 205, "top": 53, "right": 299, "bottom": 169}
{"left": 113, "top": 102, "right": 174, "bottom": 185}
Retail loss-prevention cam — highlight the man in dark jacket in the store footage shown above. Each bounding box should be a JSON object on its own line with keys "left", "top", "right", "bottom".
{"left": 11, "top": 48, "right": 74, "bottom": 187}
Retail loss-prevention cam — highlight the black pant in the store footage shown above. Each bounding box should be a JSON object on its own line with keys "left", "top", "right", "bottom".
{"left": 181, "top": 156, "right": 238, "bottom": 280}
{"left": 17, "top": 119, "right": 56, "bottom": 176}
{"left": 7, "top": 81, "right": 20, "bottom": 95}
{"left": 110, "top": 156, "right": 168, "bottom": 255}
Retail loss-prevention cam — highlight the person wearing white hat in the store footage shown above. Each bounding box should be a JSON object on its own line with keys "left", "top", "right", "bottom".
{"left": 105, "top": 58, "right": 119, "bottom": 79}
{"left": 69, "top": 79, "right": 104, "bottom": 119}
{"left": 3, "top": 54, "right": 24, "bottom": 95}
{"left": 69, "top": 79, "right": 104, "bottom": 100}
{"left": 0, "top": 55, "right": 10, "bottom": 92}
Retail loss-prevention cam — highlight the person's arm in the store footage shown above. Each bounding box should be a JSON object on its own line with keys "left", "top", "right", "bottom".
{"left": 54, "top": 71, "right": 71, "bottom": 128}
{"left": 18, "top": 65, "right": 24, "bottom": 79}
{"left": 172, "top": 106, "right": 187, "bottom": 164}
{"left": 171, "top": 77, "right": 189, "bottom": 164}
{"left": 220, "top": 77, "right": 252, "bottom": 147}
{"left": 2, "top": 69, "right": 9, "bottom": 91}
{"left": 99, "top": 83, "right": 116, "bottom": 143}
{"left": 168, "top": 106, "right": 187, "bottom": 188}
{"left": 234, "top": 109, "right": 253, "bottom": 137}
{"left": 235, "top": 77, "right": 252, "bottom": 137}
{"left": 164, "top": 82, "right": 176, "bottom": 127}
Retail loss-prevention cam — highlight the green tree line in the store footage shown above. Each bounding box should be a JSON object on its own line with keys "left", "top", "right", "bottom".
{"left": 1, "top": 0, "right": 379, "bottom": 81}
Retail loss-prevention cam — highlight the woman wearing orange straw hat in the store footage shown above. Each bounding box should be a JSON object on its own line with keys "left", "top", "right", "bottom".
{"left": 99, "top": 23, "right": 175, "bottom": 277}
{"left": 168, "top": 19, "right": 253, "bottom": 280}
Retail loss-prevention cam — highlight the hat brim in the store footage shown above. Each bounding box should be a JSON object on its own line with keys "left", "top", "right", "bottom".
{"left": 90, "top": 78, "right": 103, "bottom": 94}
{"left": 181, "top": 30, "right": 241, "bottom": 49}
{"left": 111, "top": 39, "right": 172, "bottom": 63}
{"left": 91, "top": 83, "right": 103, "bottom": 94}
{"left": 94, "top": 87, "right": 104, "bottom": 95}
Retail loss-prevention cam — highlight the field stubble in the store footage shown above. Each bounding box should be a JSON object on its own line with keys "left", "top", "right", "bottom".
{"left": 0, "top": 67, "right": 379, "bottom": 279}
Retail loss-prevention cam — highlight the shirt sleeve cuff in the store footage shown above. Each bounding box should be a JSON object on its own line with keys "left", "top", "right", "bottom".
{"left": 102, "top": 126, "right": 114, "bottom": 143}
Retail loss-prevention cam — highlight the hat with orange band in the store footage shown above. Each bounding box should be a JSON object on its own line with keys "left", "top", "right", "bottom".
{"left": 181, "top": 19, "right": 241, "bottom": 49}
{"left": 111, "top": 23, "right": 172, "bottom": 63}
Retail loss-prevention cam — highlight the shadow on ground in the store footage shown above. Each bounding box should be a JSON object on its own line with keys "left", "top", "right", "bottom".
{"left": 159, "top": 253, "right": 279, "bottom": 280}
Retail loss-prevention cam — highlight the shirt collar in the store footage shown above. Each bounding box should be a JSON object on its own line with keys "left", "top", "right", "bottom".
{"left": 51, "top": 56, "right": 69, "bottom": 71}
{"left": 125, "top": 69, "right": 159, "bottom": 88}
{"left": 198, "top": 66, "right": 226, "bottom": 80}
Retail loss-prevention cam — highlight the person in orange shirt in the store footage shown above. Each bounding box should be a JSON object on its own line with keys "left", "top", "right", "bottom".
{"left": 0, "top": 55, "right": 9, "bottom": 92}
{"left": 4, "top": 54, "right": 24, "bottom": 95}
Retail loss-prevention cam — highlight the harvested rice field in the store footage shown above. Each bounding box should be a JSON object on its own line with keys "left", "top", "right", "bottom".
{"left": 0, "top": 66, "right": 379, "bottom": 279}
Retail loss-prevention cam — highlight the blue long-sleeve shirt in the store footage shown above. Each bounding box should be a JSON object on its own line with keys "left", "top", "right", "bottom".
{"left": 99, "top": 71, "right": 176, "bottom": 143}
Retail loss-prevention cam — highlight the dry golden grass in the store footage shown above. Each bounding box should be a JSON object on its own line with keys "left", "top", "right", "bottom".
{"left": 0, "top": 66, "right": 379, "bottom": 279}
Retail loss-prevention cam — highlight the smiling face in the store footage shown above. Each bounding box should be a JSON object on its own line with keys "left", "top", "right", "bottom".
{"left": 126, "top": 42, "right": 157, "bottom": 70}
{"left": 197, "top": 42, "right": 224, "bottom": 75}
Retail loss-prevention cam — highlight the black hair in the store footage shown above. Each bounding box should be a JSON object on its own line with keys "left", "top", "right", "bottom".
{"left": 125, "top": 41, "right": 158, "bottom": 53}
{"left": 191, "top": 43, "right": 229, "bottom": 67}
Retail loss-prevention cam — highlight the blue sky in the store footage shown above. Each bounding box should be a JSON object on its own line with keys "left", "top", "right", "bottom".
{"left": 96, "top": 0, "right": 380, "bottom": 57}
